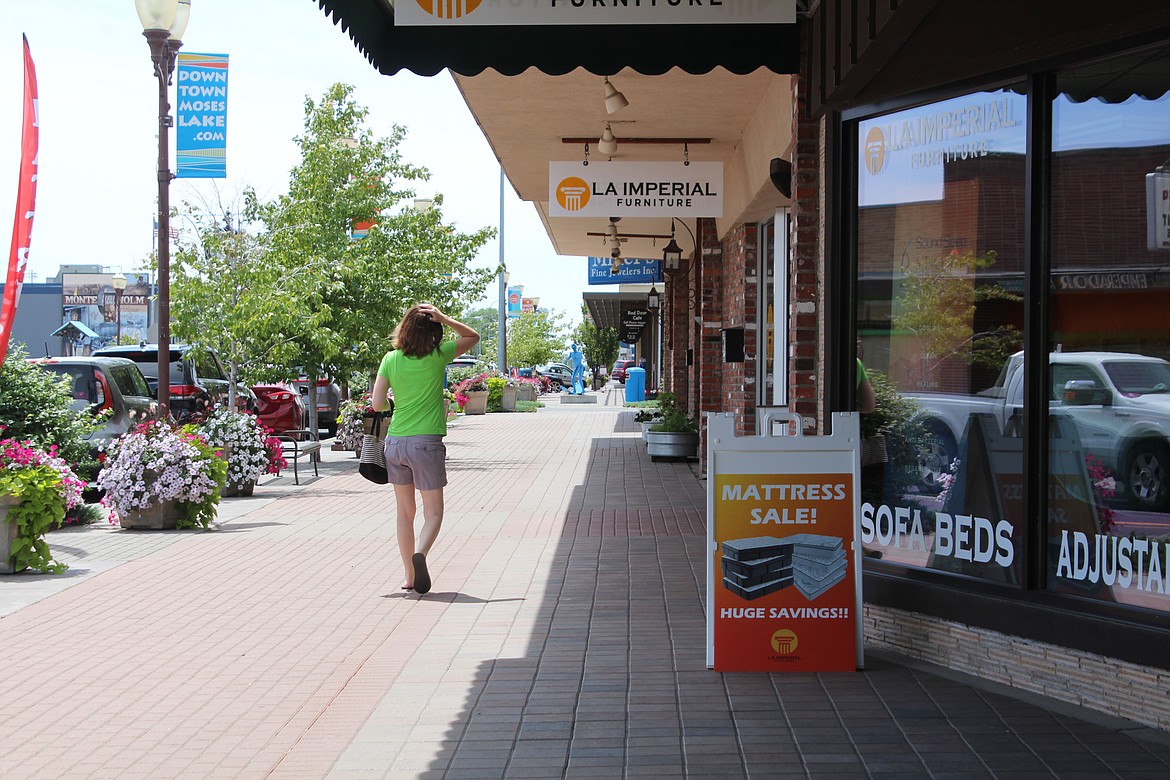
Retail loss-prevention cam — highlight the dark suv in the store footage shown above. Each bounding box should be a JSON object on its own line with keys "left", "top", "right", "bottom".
{"left": 27, "top": 356, "right": 160, "bottom": 453}
{"left": 292, "top": 377, "right": 341, "bottom": 437}
{"left": 92, "top": 344, "right": 256, "bottom": 422}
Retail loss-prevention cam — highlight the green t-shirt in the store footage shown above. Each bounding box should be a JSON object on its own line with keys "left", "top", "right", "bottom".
{"left": 856, "top": 358, "right": 869, "bottom": 390}
{"left": 377, "top": 341, "right": 458, "bottom": 437}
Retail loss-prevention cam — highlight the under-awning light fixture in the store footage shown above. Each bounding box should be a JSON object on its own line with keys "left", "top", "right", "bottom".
{"left": 662, "top": 220, "right": 683, "bottom": 271}
{"left": 603, "top": 77, "right": 628, "bottom": 114}
{"left": 647, "top": 285, "right": 660, "bottom": 310}
{"left": 597, "top": 124, "right": 618, "bottom": 157}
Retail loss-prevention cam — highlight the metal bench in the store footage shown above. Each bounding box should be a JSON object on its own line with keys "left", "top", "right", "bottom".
{"left": 277, "top": 429, "right": 321, "bottom": 485}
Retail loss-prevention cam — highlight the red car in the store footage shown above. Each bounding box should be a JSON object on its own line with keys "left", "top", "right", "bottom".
{"left": 251, "top": 383, "right": 306, "bottom": 434}
{"left": 612, "top": 359, "right": 636, "bottom": 383}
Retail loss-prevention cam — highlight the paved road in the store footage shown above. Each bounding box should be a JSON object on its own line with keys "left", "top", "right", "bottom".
{"left": 2, "top": 396, "right": 1169, "bottom": 779}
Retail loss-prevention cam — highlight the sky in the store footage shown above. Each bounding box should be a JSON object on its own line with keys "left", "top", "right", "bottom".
{"left": 0, "top": 0, "right": 589, "bottom": 324}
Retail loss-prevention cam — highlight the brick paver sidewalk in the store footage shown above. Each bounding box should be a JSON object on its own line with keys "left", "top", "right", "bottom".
{"left": 2, "top": 396, "right": 1169, "bottom": 779}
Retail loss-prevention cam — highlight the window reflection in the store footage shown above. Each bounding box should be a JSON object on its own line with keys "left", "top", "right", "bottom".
{"left": 856, "top": 89, "right": 1027, "bottom": 584}
{"left": 1049, "top": 47, "right": 1170, "bottom": 613}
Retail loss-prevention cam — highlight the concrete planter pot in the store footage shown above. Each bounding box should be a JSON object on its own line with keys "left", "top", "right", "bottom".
{"left": 118, "top": 499, "right": 181, "bottom": 530}
{"left": 222, "top": 480, "right": 256, "bottom": 498}
{"left": 645, "top": 430, "right": 700, "bottom": 460}
{"left": 518, "top": 385, "right": 537, "bottom": 402}
{"left": 502, "top": 386, "right": 518, "bottom": 412}
{"left": 1, "top": 494, "right": 21, "bottom": 574}
{"left": 463, "top": 390, "right": 489, "bottom": 415}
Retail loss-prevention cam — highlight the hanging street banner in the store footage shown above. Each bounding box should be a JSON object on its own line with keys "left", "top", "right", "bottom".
{"left": 1, "top": 36, "right": 39, "bottom": 365}
{"left": 550, "top": 161, "right": 723, "bottom": 218}
{"left": 707, "top": 413, "right": 863, "bottom": 672}
{"left": 175, "top": 53, "right": 229, "bottom": 179}
{"left": 395, "top": 1, "right": 795, "bottom": 26}
{"left": 506, "top": 285, "right": 523, "bottom": 318}
{"left": 588, "top": 257, "right": 663, "bottom": 285}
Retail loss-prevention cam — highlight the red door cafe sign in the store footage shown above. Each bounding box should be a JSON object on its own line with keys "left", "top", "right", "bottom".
{"left": 707, "top": 413, "right": 863, "bottom": 672}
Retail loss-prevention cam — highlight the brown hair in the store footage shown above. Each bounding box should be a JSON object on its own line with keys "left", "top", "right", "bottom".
{"left": 392, "top": 304, "right": 444, "bottom": 357}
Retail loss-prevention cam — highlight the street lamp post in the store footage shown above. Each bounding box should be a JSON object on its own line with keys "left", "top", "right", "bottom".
{"left": 111, "top": 273, "right": 127, "bottom": 344}
{"left": 136, "top": 0, "right": 189, "bottom": 418}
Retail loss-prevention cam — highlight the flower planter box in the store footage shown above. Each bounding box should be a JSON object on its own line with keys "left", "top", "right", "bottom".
{"left": 502, "top": 386, "right": 518, "bottom": 412}
{"left": 645, "top": 431, "right": 700, "bottom": 461}
{"left": 641, "top": 420, "right": 663, "bottom": 441}
{"left": 463, "top": 389, "right": 489, "bottom": 415}
{"left": 518, "top": 385, "right": 537, "bottom": 402}
{"left": 118, "top": 499, "right": 182, "bottom": 530}
{"left": 222, "top": 480, "right": 256, "bottom": 498}
{"left": 1, "top": 495, "right": 21, "bottom": 574}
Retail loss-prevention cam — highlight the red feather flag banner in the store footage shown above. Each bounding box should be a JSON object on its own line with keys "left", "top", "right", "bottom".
{"left": 0, "top": 35, "right": 40, "bottom": 365}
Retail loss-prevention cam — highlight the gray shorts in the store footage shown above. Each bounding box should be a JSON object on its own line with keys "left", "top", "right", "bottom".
{"left": 383, "top": 435, "right": 447, "bottom": 491}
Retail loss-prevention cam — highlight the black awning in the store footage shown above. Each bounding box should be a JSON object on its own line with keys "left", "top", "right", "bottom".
{"left": 316, "top": 1, "right": 799, "bottom": 77}
{"left": 584, "top": 291, "right": 654, "bottom": 334}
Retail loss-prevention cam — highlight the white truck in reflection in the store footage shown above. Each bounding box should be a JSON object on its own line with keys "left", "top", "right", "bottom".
{"left": 908, "top": 351, "right": 1170, "bottom": 512}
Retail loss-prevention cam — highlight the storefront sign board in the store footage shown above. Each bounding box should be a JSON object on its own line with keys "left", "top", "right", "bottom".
{"left": 587, "top": 257, "right": 663, "bottom": 285}
{"left": 395, "top": 2, "right": 795, "bottom": 26}
{"left": 1145, "top": 171, "right": 1170, "bottom": 250}
{"left": 549, "top": 161, "right": 723, "bottom": 218}
{"left": 707, "top": 412, "right": 863, "bottom": 672}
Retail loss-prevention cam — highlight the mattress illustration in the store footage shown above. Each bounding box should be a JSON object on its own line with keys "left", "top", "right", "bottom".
{"left": 722, "top": 533, "right": 847, "bottom": 602}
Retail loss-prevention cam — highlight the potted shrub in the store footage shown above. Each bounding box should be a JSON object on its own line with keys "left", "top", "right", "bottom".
{"left": 633, "top": 404, "right": 664, "bottom": 441}
{"left": 0, "top": 433, "right": 85, "bottom": 574}
{"left": 645, "top": 393, "right": 700, "bottom": 460}
{"left": 199, "top": 410, "right": 280, "bottom": 497}
{"left": 96, "top": 420, "right": 227, "bottom": 530}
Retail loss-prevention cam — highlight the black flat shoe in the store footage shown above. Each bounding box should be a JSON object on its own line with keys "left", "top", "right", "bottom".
{"left": 412, "top": 553, "right": 431, "bottom": 594}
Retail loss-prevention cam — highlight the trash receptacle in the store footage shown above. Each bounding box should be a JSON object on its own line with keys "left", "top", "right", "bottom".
{"left": 625, "top": 367, "right": 646, "bottom": 403}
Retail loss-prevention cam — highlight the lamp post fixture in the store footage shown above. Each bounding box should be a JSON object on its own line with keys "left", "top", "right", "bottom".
{"left": 136, "top": 0, "right": 190, "bottom": 418}
{"left": 646, "top": 285, "right": 660, "bottom": 310}
{"left": 111, "top": 273, "right": 127, "bottom": 344}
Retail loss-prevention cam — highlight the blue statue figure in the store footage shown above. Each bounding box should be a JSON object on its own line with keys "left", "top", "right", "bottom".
{"left": 567, "top": 342, "right": 586, "bottom": 395}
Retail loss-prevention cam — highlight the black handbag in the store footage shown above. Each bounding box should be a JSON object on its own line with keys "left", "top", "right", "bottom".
{"left": 358, "top": 408, "right": 391, "bottom": 484}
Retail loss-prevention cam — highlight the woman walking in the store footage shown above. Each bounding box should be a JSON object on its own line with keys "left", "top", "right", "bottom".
{"left": 372, "top": 303, "right": 479, "bottom": 594}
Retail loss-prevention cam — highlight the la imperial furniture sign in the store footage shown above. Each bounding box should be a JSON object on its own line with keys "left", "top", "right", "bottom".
{"left": 550, "top": 161, "right": 723, "bottom": 218}
{"left": 396, "top": 1, "right": 795, "bottom": 26}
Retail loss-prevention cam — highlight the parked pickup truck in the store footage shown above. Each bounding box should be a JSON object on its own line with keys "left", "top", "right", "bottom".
{"left": 907, "top": 351, "right": 1170, "bottom": 511}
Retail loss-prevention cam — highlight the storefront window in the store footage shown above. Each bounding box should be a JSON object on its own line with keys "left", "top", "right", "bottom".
{"left": 1048, "top": 47, "right": 1170, "bottom": 614}
{"left": 854, "top": 89, "right": 1028, "bottom": 584}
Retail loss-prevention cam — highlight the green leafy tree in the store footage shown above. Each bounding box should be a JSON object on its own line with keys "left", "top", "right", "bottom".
{"left": 573, "top": 304, "right": 619, "bottom": 382}
{"left": 507, "top": 310, "right": 568, "bottom": 368}
{"left": 172, "top": 83, "right": 496, "bottom": 421}
{"left": 893, "top": 248, "right": 1021, "bottom": 373}
{"left": 462, "top": 306, "right": 500, "bottom": 361}
{"left": 259, "top": 84, "right": 496, "bottom": 411}
{"left": 171, "top": 192, "right": 310, "bottom": 408}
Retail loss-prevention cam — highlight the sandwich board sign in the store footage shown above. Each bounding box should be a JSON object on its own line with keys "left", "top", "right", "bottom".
{"left": 707, "top": 412, "right": 863, "bottom": 672}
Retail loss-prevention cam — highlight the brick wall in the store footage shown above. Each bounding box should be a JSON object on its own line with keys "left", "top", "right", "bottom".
{"left": 719, "top": 223, "right": 758, "bottom": 438}
{"left": 866, "top": 605, "right": 1170, "bottom": 733}
{"left": 791, "top": 65, "right": 823, "bottom": 431}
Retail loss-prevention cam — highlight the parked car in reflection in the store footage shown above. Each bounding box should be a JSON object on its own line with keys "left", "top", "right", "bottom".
{"left": 907, "top": 351, "right": 1170, "bottom": 511}
{"left": 252, "top": 383, "right": 307, "bottom": 434}
{"left": 92, "top": 344, "right": 256, "bottom": 423}
{"left": 293, "top": 377, "right": 341, "bottom": 437}
{"left": 27, "top": 356, "right": 160, "bottom": 454}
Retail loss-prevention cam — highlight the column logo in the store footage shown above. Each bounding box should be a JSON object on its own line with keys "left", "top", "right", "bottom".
{"left": 556, "top": 176, "right": 591, "bottom": 212}
{"left": 415, "top": 0, "right": 482, "bottom": 20}
{"left": 864, "top": 127, "right": 887, "bottom": 175}
{"left": 770, "top": 629, "right": 798, "bottom": 654}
